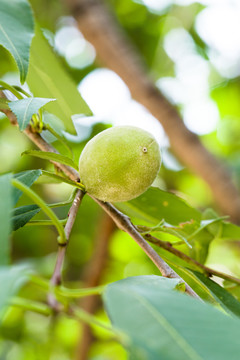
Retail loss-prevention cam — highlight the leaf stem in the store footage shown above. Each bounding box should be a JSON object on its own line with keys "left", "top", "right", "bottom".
{"left": 0, "top": 80, "right": 23, "bottom": 99}
{"left": 10, "top": 297, "right": 52, "bottom": 316}
{"left": 11, "top": 178, "right": 66, "bottom": 244}
{"left": 57, "top": 285, "right": 104, "bottom": 298}
{"left": 43, "top": 123, "right": 74, "bottom": 159}
{"left": 26, "top": 219, "right": 68, "bottom": 226}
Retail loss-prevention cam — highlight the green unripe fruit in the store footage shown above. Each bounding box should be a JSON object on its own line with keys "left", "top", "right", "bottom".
{"left": 79, "top": 126, "right": 161, "bottom": 202}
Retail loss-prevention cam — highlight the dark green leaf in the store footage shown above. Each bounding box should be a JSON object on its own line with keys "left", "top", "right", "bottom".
{"left": 0, "top": 173, "right": 12, "bottom": 265}
{"left": 192, "top": 271, "right": 240, "bottom": 318}
{"left": 104, "top": 276, "right": 240, "bottom": 360}
{"left": 23, "top": 150, "right": 78, "bottom": 170}
{"left": 116, "top": 187, "right": 201, "bottom": 226}
{"left": 0, "top": 265, "right": 29, "bottom": 321}
{"left": 27, "top": 25, "right": 92, "bottom": 133}
{"left": 9, "top": 97, "right": 55, "bottom": 131}
{"left": 0, "top": 0, "right": 34, "bottom": 83}
{"left": 12, "top": 204, "right": 40, "bottom": 230}
{"left": 13, "top": 169, "right": 42, "bottom": 204}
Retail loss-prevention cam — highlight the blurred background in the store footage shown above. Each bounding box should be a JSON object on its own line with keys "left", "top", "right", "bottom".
{"left": 1, "top": 0, "right": 240, "bottom": 359}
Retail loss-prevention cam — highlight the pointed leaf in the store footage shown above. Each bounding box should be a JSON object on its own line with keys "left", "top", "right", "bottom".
{"left": 13, "top": 169, "right": 42, "bottom": 204}
{"left": 12, "top": 204, "right": 40, "bottom": 231}
{"left": 104, "top": 276, "right": 240, "bottom": 360}
{"left": 0, "top": 173, "right": 12, "bottom": 265}
{"left": 0, "top": 0, "right": 34, "bottom": 83}
{"left": 192, "top": 271, "right": 240, "bottom": 318}
{"left": 9, "top": 97, "right": 55, "bottom": 131}
{"left": 27, "top": 25, "right": 92, "bottom": 133}
{"left": 22, "top": 150, "right": 78, "bottom": 170}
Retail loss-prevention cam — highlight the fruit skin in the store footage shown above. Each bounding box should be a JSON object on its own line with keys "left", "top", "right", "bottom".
{"left": 79, "top": 126, "right": 161, "bottom": 202}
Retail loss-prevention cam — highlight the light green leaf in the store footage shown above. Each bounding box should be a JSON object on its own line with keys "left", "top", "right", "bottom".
{"left": 116, "top": 187, "right": 201, "bottom": 226}
{"left": 0, "top": 0, "right": 34, "bottom": 83}
{"left": 0, "top": 265, "right": 29, "bottom": 322}
{"left": 0, "top": 173, "right": 12, "bottom": 265}
{"left": 23, "top": 150, "right": 78, "bottom": 170}
{"left": 12, "top": 204, "right": 40, "bottom": 231}
{"left": 13, "top": 169, "right": 42, "bottom": 204}
{"left": 27, "top": 25, "right": 92, "bottom": 133}
{"left": 9, "top": 97, "right": 55, "bottom": 131}
{"left": 104, "top": 276, "right": 240, "bottom": 360}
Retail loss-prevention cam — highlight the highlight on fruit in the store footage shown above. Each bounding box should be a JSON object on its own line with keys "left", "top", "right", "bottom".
{"left": 79, "top": 126, "right": 161, "bottom": 202}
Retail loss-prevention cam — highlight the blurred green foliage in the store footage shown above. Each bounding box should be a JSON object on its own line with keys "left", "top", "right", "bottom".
{"left": 1, "top": 0, "right": 240, "bottom": 359}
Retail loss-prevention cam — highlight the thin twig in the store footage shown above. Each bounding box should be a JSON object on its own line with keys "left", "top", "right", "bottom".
{"left": 144, "top": 233, "right": 240, "bottom": 286}
{"left": 48, "top": 190, "right": 85, "bottom": 311}
{"left": 91, "top": 197, "right": 201, "bottom": 299}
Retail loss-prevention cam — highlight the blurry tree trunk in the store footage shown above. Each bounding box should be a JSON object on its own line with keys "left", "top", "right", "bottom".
{"left": 65, "top": 0, "right": 240, "bottom": 223}
{"left": 76, "top": 213, "right": 115, "bottom": 360}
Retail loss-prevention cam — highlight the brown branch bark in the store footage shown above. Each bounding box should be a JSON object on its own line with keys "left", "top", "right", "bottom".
{"left": 77, "top": 213, "right": 115, "bottom": 360}
{"left": 65, "top": 0, "right": 240, "bottom": 222}
{"left": 48, "top": 190, "right": 85, "bottom": 311}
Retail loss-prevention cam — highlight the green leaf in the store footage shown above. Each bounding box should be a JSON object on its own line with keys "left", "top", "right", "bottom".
{"left": 116, "top": 187, "right": 201, "bottom": 226}
{"left": 0, "top": 173, "right": 12, "bottom": 265}
{"left": 13, "top": 169, "right": 42, "bottom": 204}
{"left": 23, "top": 150, "right": 78, "bottom": 170}
{"left": 104, "top": 276, "right": 240, "bottom": 360}
{"left": 0, "top": 0, "right": 34, "bottom": 83}
{"left": 192, "top": 271, "right": 240, "bottom": 318}
{"left": 12, "top": 204, "right": 40, "bottom": 231}
{"left": 8, "top": 97, "right": 55, "bottom": 131}
{"left": 27, "top": 25, "right": 92, "bottom": 133}
{"left": 0, "top": 265, "right": 29, "bottom": 322}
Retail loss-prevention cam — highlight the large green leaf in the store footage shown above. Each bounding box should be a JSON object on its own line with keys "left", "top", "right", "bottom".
{"left": 116, "top": 187, "right": 201, "bottom": 226}
{"left": 0, "top": 0, "right": 34, "bottom": 83}
{"left": 27, "top": 25, "right": 92, "bottom": 133}
{"left": 0, "top": 265, "right": 29, "bottom": 322}
{"left": 12, "top": 204, "right": 40, "bottom": 231}
{"left": 9, "top": 97, "right": 55, "bottom": 131}
{"left": 104, "top": 276, "right": 240, "bottom": 360}
{"left": 0, "top": 173, "right": 12, "bottom": 265}
{"left": 13, "top": 169, "right": 42, "bottom": 204}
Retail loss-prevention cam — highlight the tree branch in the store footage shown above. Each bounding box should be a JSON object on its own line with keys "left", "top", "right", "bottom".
{"left": 48, "top": 189, "right": 85, "bottom": 311}
{"left": 90, "top": 196, "right": 201, "bottom": 299}
{"left": 144, "top": 233, "right": 240, "bottom": 286}
{"left": 65, "top": 0, "right": 240, "bottom": 222}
